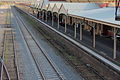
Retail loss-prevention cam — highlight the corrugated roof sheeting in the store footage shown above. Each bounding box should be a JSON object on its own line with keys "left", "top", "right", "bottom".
{"left": 52, "top": 3, "right": 62, "bottom": 13}
{"left": 59, "top": 3, "right": 100, "bottom": 14}
{"left": 47, "top": 3, "right": 55, "bottom": 11}
{"left": 69, "top": 7, "right": 120, "bottom": 28}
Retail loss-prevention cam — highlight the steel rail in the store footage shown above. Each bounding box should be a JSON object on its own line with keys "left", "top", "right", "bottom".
{"left": 13, "top": 7, "right": 65, "bottom": 80}
{"left": 12, "top": 30, "right": 20, "bottom": 80}
{"left": 12, "top": 7, "right": 46, "bottom": 80}
{"left": 0, "top": 30, "right": 10, "bottom": 80}
{"left": 17, "top": 10, "right": 65, "bottom": 80}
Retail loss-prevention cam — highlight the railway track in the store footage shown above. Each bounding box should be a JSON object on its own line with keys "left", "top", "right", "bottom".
{"left": 15, "top": 6, "right": 108, "bottom": 80}
{"left": 0, "top": 7, "right": 19, "bottom": 79}
{"left": 0, "top": 29, "right": 19, "bottom": 80}
{"left": 0, "top": 6, "right": 19, "bottom": 80}
{"left": 0, "top": 30, "right": 10, "bottom": 80}
{"left": 12, "top": 7, "right": 65, "bottom": 80}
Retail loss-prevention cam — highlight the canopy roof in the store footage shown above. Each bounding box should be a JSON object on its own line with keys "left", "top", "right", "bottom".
{"left": 52, "top": 3, "right": 62, "bottom": 13}
{"left": 41, "top": 3, "right": 48, "bottom": 10}
{"left": 59, "top": 3, "right": 100, "bottom": 15}
{"left": 69, "top": 7, "right": 120, "bottom": 28}
{"left": 47, "top": 3, "right": 55, "bottom": 11}
{"left": 30, "top": 1, "right": 119, "bottom": 27}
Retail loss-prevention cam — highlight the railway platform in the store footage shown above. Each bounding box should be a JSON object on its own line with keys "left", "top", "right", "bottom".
{"left": 14, "top": 5, "right": 120, "bottom": 80}
{"left": 0, "top": 3, "right": 120, "bottom": 80}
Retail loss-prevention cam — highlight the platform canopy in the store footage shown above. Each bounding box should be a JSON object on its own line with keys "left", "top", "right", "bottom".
{"left": 52, "top": 3, "right": 62, "bottom": 13}
{"left": 47, "top": 3, "right": 55, "bottom": 11}
{"left": 59, "top": 3, "right": 100, "bottom": 15}
{"left": 69, "top": 7, "right": 120, "bottom": 28}
{"left": 41, "top": 3, "right": 48, "bottom": 10}
{"left": 36, "top": 0, "right": 43, "bottom": 9}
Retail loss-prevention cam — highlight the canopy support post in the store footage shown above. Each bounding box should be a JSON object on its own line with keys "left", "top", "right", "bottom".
{"left": 65, "top": 16, "right": 67, "bottom": 33}
{"left": 52, "top": 13, "right": 53, "bottom": 26}
{"left": 80, "top": 23, "right": 83, "bottom": 40}
{"left": 74, "top": 23, "right": 77, "bottom": 38}
{"left": 46, "top": 11, "right": 47, "bottom": 22}
{"left": 92, "top": 23, "right": 96, "bottom": 48}
{"left": 113, "top": 27, "right": 117, "bottom": 59}
{"left": 42, "top": 11, "right": 44, "bottom": 20}
{"left": 58, "top": 14, "right": 59, "bottom": 29}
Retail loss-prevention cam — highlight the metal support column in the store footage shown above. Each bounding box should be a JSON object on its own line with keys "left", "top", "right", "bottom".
{"left": 68, "top": 16, "right": 70, "bottom": 25}
{"left": 93, "top": 23, "right": 96, "bottom": 48}
{"left": 52, "top": 13, "right": 53, "bottom": 26}
{"left": 42, "top": 11, "right": 44, "bottom": 20}
{"left": 113, "top": 27, "right": 117, "bottom": 59}
{"left": 99, "top": 24, "right": 102, "bottom": 36}
{"left": 65, "top": 16, "right": 67, "bottom": 33}
{"left": 33, "top": 9, "right": 34, "bottom": 14}
{"left": 96, "top": 23, "right": 99, "bottom": 35}
{"left": 74, "top": 23, "right": 77, "bottom": 38}
{"left": 58, "top": 14, "right": 59, "bottom": 29}
{"left": 80, "top": 23, "right": 83, "bottom": 40}
{"left": 39, "top": 11, "right": 40, "bottom": 18}
{"left": 40, "top": 11, "right": 42, "bottom": 19}
{"left": 72, "top": 17, "right": 73, "bottom": 25}
{"left": 46, "top": 11, "right": 47, "bottom": 22}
